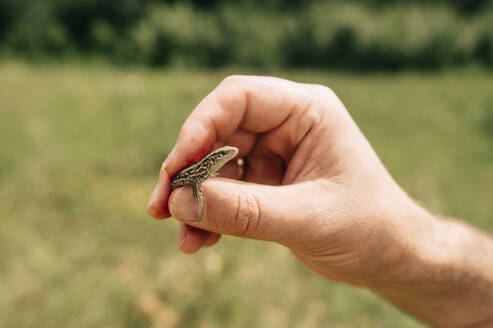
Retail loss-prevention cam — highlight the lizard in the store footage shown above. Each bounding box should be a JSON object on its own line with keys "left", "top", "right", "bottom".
{"left": 170, "top": 146, "right": 239, "bottom": 201}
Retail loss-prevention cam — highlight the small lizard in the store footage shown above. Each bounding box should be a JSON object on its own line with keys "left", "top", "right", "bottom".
{"left": 171, "top": 146, "right": 239, "bottom": 201}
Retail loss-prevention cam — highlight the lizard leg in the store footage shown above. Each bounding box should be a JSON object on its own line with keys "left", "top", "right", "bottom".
{"left": 192, "top": 183, "right": 204, "bottom": 201}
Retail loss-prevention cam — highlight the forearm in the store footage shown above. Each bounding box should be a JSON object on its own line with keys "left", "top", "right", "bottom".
{"left": 372, "top": 208, "right": 493, "bottom": 327}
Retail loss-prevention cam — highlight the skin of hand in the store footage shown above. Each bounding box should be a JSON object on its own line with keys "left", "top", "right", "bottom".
{"left": 147, "top": 75, "right": 493, "bottom": 327}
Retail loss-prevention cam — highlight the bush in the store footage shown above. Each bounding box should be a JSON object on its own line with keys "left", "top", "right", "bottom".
{"left": 218, "top": 5, "right": 286, "bottom": 68}
{"left": 2, "top": 0, "right": 70, "bottom": 58}
{"left": 288, "top": 2, "right": 468, "bottom": 70}
{"left": 473, "top": 10, "right": 493, "bottom": 66}
{"left": 1, "top": 0, "right": 493, "bottom": 70}
{"left": 131, "top": 3, "right": 226, "bottom": 67}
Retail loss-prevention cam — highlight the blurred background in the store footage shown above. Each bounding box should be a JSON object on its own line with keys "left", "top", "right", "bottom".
{"left": 1, "top": 0, "right": 492, "bottom": 327}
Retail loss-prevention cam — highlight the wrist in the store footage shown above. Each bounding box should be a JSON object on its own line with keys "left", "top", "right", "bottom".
{"left": 369, "top": 204, "right": 493, "bottom": 327}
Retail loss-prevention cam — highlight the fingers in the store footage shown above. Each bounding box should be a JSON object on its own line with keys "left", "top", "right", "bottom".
{"left": 169, "top": 178, "right": 330, "bottom": 246}
{"left": 164, "top": 75, "right": 312, "bottom": 177}
{"left": 203, "top": 231, "right": 221, "bottom": 247}
{"left": 214, "top": 128, "right": 257, "bottom": 158}
{"left": 148, "top": 76, "right": 316, "bottom": 220}
{"left": 147, "top": 164, "right": 172, "bottom": 219}
{"left": 178, "top": 223, "right": 221, "bottom": 254}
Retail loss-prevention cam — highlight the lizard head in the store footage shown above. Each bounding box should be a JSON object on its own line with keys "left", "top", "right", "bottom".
{"left": 208, "top": 146, "right": 239, "bottom": 174}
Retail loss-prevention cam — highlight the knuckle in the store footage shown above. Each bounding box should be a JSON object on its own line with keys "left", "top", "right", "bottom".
{"left": 316, "top": 85, "right": 338, "bottom": 104}
{"left": 311, "top": 83, "right": 335, "bottom": 97}
{"left": 219, "top": 75, "right": 245, "bottom": 88}
{"left": 304, "top": 83, "right": 335, "bottom": 101}
{"left": 230, "top": 191, "right": 261, "bottom": 237}
{"left": 308, "top": 83, "right": 346, "bottom": 116}
{"left": 215, "top": 76, "right": 248, "bottom": 113}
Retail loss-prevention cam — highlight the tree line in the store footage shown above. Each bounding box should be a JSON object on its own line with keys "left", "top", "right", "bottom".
{"left": 1, "top": 0, "right": 492, "bottom": 70}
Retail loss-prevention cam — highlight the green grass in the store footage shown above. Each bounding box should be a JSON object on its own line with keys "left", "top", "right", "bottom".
{"left": 1, "top": 62, "right": 492, "bottom": 327}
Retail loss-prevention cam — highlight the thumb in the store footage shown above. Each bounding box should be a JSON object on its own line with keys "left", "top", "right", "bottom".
{"left": 168, "top": 178, "right": 328, "bottom": 245}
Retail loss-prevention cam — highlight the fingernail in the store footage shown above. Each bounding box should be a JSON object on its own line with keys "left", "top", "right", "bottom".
{"left": 169, "top": 187, "right": 203, "bottom": 222}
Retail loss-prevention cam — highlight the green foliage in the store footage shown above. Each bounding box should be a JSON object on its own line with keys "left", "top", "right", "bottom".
{"left": 1, "top": 0, "right": 493, "bottom": 69}
{"left": 283, "top": 2, "right": 492, "bottom": 70}
{"left": 473, "top": 10, "right": 493, "bottom": 66}
{"left": 1, "top": 0, "right": 70, "bottom": 57}
{"left": 218, "top": 5, "right": 286, "bottom": 68}
{"left": 132, "top": 3, "right": 226, "bottom": 67}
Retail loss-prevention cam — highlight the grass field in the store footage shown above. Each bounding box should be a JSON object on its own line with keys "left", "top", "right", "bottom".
{"left": 1, "top": 62, "right": 492, "bottom": 327}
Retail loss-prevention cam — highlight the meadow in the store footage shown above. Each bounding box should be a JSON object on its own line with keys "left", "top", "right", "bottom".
{"left": 1, "top": 62, "right": 492, "bottom": 327}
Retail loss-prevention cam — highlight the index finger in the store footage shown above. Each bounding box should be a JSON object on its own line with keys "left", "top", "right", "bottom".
{"left": 164, "top": 75, "right": 312, "bottom": 176}
{"left": 147, "top": 75, "right": 311, "bottom": 219}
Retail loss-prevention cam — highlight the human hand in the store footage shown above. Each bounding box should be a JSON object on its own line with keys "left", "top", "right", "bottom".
{"left": 146, "top": 75, "right": 427, "bottom": 286}
{"left": 147, "top": 76, "right": 493, "bottom": 327}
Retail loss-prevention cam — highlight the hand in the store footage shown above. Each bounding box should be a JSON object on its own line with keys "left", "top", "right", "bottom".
{"left": 147, "top": 75, "right": 423, "bottom": 283}
{"left": 147, "top": 76, "right": 493, "bottom": 327}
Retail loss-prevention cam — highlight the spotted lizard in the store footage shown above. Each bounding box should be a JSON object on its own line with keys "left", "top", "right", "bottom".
{"left": 171, "top": 146, "right": 239, "bottom": 200}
